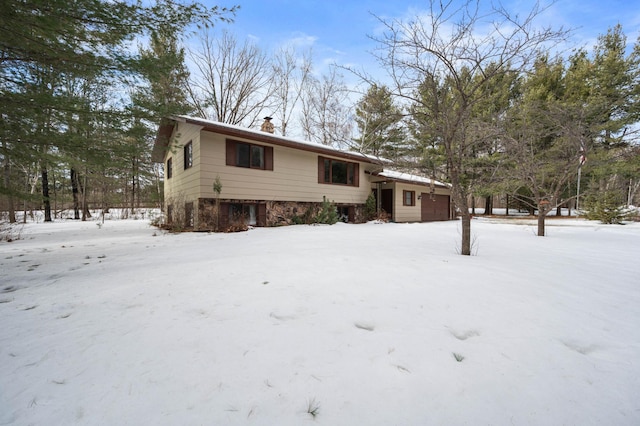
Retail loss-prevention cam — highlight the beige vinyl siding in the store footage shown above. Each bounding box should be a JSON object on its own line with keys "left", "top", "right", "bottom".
{"left": 164, "top": 122, "right": 202, "bottom": 204}
{"left": 198, "top": 130, "right": 371, "bottom": 204}
{"left": 393, "top": 183, "right": 421, "bottom": 222}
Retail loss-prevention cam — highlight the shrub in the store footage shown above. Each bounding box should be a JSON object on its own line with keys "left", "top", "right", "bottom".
{"left": 583, "top": 191, "right": 629, "bottom": 224}
{"left": 224, "top": 211, "right": 249, "bottom": 232}
{"left": 314, "top": 197, "right": 339, "bottom": 225}
{"left": 364, "top": 192, "right": 377, "bottom": 221}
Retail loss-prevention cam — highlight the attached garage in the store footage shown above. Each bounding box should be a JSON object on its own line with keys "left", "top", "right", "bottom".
{"left": 421, "top": 193, "right": 450, "bottom": 221}
{"left": 370, "top": 170, "right": 452, "bottom": 223}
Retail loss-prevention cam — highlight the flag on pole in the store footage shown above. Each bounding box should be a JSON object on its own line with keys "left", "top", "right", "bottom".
{"left": 579, "top": 153, "right": 586, "bottom": 167}
{"left": 579, "top": 141, "right": 586, "bottom": 167}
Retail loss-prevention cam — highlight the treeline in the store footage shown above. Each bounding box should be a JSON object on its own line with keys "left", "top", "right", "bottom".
{"left": 349, "top": 9, "right": 639, "bottom": 250}
{"left": 353, "top": 24, "right": 640, "bottom": 216}
{"left": 0, "top": 0, "right": 236, "bottom": 222}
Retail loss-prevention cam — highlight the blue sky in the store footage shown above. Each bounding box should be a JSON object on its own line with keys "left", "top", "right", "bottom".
{"left": 208, "top": 0, "right": 640, "bottom": 80}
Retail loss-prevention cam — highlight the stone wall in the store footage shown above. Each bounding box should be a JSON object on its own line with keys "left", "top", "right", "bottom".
{"left": 197, "top": 198, "right": 218, "bottom": 230}
{"left": 197, "top": 198, "right": 365, "bottom": 231}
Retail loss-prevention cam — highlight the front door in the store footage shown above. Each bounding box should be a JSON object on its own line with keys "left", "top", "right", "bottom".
{"left": 381, "top": 189, "right": 393, "bottom": 218}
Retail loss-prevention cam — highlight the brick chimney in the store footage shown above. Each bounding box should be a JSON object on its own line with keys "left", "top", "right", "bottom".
{"left": 260, "top": 116, "right": 275, "bottom": 134}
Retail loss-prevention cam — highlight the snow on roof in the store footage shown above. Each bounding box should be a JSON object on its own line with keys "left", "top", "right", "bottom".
{"left": 173, "top": 115, "right": 382, "bottom": 164}
{"left": 377, "top": 169, "right": 450, "bottom": 187}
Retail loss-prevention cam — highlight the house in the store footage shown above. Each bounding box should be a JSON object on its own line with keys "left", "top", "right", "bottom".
{"left": 151, "top": 115, "right": 452, "bottom": 230}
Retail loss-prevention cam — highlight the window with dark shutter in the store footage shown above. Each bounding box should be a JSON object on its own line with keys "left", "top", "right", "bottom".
{"left": 403, "top": 190, "right": 415, "bottom": 206}
{"left": 226, "top": 139, "right": 273, "bottom": 170}
{"left": 318, "top": 156, "right": 360, "bottom": 187}
{"left": 166, "top": 158, "right": 172, "bottom": 179}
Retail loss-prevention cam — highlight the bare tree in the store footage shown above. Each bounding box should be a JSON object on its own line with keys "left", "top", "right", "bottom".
{"left": 504, "top": 99, "right": 588, "bottom": 235}
{"left": 369, "top": 0, "right": 569, "bottom": 255}
{"left": 271, "top": 46, "right": 313, "bottom": 136}
{"left": 300, "top": 68, "right": 353, "bottom": 147}
{"left": 188, "top": 30, "right": 276, "bottom": 127}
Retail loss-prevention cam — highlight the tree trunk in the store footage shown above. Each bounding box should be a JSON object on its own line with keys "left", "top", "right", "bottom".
{"left": 471, "top": 195, "right": 476, "bottom": 215}
{"left": 130, "top": 158, "right": 136, "bottom": 215}
{"left": 81, "top": 172, "right": 91, "bottom": 221}
{"left": 505, "top": 194, "right": 510, "bottom": 216}
{"left": 450, "top": 170, "right": 471, "bottom": 255}
{"left": 461, "top": 211, "right": 472, "bottom": 255}
{"left": 41, "top": 164, "right": 52, "bottom": 222}
{"left": 52, "top": 168, "right": 58, "bottom": 219}
{"left": 3, "top": 151, "right": 16, "bottom": 223}
{"left": 71, "top": 168, "right": 80, "bottom": 219}
{"left": 484, "top": 195, "right": 493, "bottom": 215}
{"left": 537, "top": 209, "right": 547, "bottom": 236}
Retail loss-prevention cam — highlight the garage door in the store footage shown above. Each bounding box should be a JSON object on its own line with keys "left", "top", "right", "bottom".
{"left": 421, "top": 193, "right": 450, "bottom": 221}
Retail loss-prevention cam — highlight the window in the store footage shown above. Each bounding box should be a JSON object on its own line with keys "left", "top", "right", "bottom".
{"left": 403, "top": 190, "right": 415, "bottom": 206}
{"left": 166, "top": 158, "right": 173, "bottom": 179}
{"left": 220, "top": 202, "right": 267, "bottom": 227}
{"left": 226, "top": 140, "right": 273, "bottom": 170}
{"left": 229, "top": 203, "right": 257, "bottom": 226}
{"left": 183, "top": 141, "right": 193, "bottom": 169}
{"left": 251, "top": 145, "right": 265, "bottom": 168}
{"left": 318, "top": 156, "right": 359, "bottom": 186}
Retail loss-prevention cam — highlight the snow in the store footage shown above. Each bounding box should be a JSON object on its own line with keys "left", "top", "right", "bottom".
{"left": 1, "top": 217, "right": 639, "bottom": 425}
{"left": 376, "top": 169, "right": 449, "bottom": 188}
{"left": 173, "top": 115, "right": 381, "bottom": 163}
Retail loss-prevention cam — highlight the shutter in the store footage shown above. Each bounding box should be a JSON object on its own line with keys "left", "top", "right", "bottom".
{"left": 257, "top": 203, "right": 267, "bottom": 226}
{"left": 264, "top": 146, "right": 273, "bottom": 170}
{"left": 353, "top": 162, "right": 360, "bottom": 187}
{"left": 318, "top": 156, "right": 325, "bottom": 183}
{"left": 226, "top": 140, "right": 236, "bottom": 166}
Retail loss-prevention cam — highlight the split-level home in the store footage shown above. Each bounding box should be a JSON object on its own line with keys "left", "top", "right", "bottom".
{"left": 151, "top": 115, "right": 452, "bottom": 230}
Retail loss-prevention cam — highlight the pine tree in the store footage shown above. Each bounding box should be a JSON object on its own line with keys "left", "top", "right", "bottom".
{"left": 353, "top": 84, "right": 405, "bottom": 160}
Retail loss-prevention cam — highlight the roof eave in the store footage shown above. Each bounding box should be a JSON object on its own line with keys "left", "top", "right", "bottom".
{"left": 368, "top": 170, "right": 450, "bottom": 189}
{"left": 151, "top": 118, "right": 179, "bottom": 163}
{"left": 177, "top": 116, "right": 383, "bottom": 165}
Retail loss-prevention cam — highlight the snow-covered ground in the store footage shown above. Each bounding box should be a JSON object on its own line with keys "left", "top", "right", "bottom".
{"left": 1, "top": 217, "right": 639, "bottom": 425}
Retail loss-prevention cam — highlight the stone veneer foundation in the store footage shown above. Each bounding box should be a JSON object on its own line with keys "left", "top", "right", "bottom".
{"left": 197, "top": 198, "right": 365, "bottom": 231}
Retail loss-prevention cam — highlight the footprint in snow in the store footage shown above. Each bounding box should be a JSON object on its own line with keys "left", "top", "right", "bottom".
{"left": 561, "top": 340, "right": 599, "bottom": 355}
{"left": 450, "top": 329, "right": 480, "bottom": 340}
{"left": 354, "top": 322, "right": 375, "bottom": 331}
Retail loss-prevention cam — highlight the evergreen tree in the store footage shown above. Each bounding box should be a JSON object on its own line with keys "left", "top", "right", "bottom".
{"left": 353, "top": 84, "right": 405, "bottom": 160}
{"left": 580, "top": 26, "right": 640, "bottom": 210}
